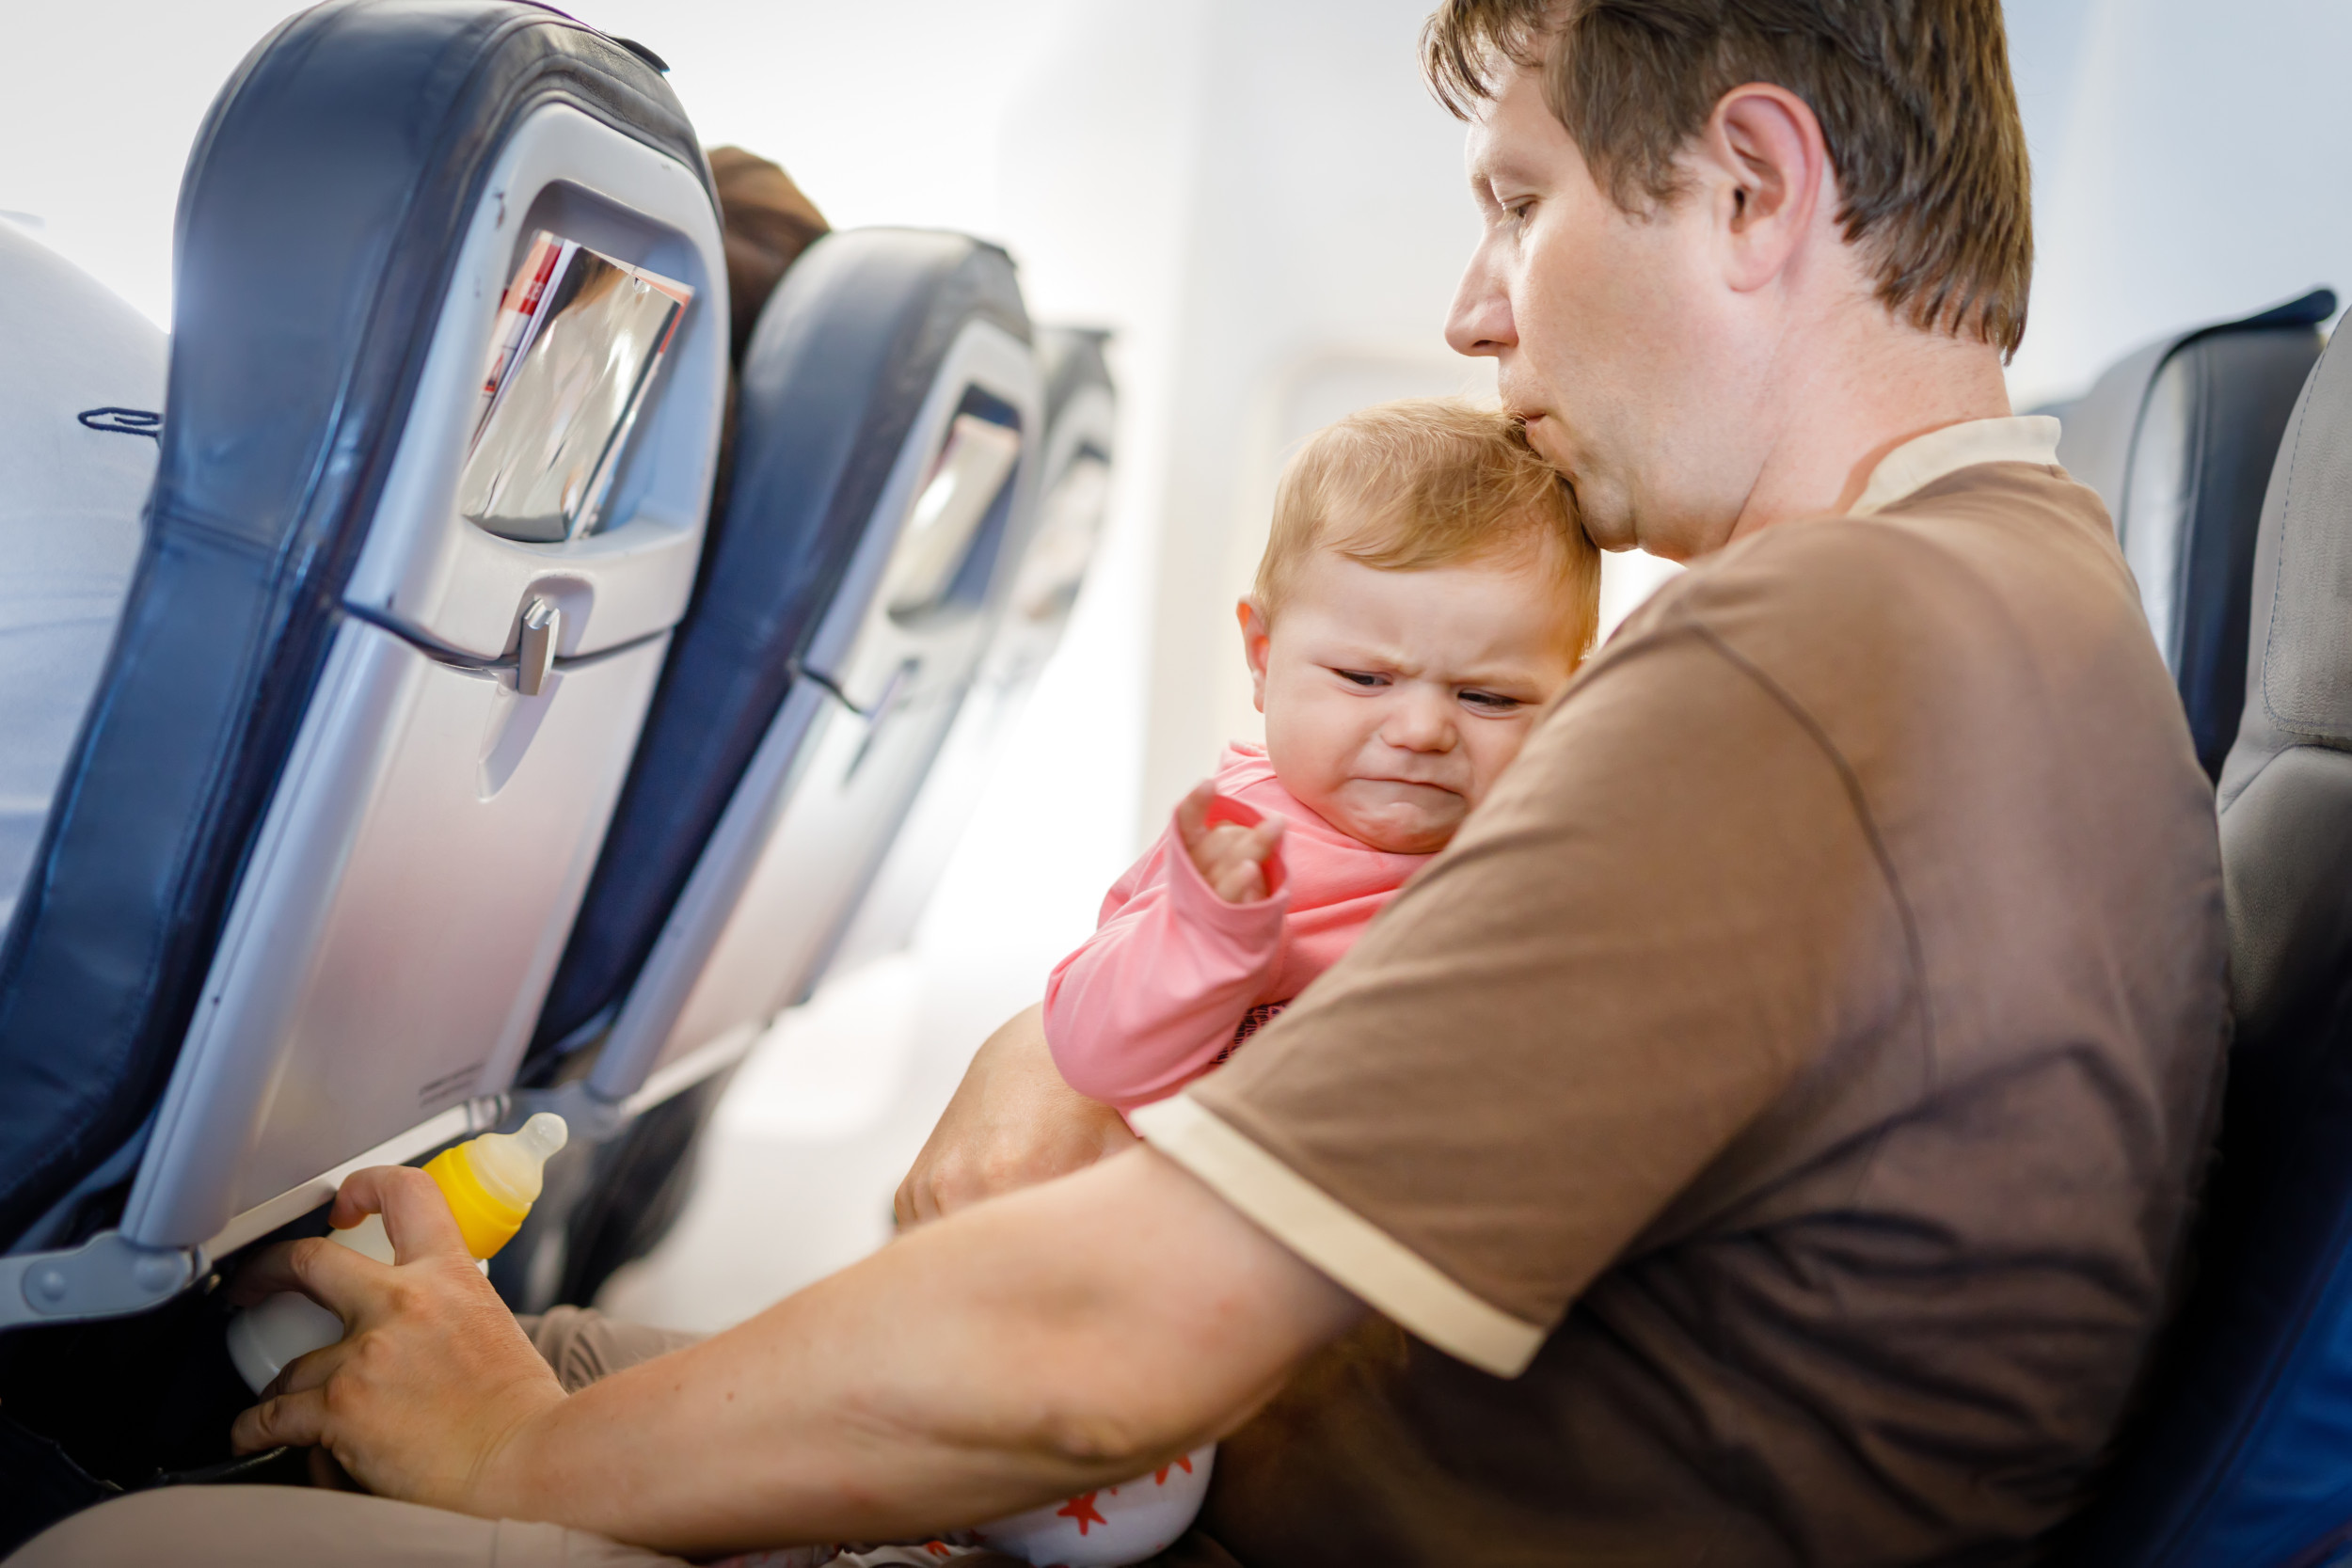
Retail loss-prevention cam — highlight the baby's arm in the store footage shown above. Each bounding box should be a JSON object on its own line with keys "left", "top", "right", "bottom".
{"left": 1045, "top": 783, "right": 1289, "bottom": 1111}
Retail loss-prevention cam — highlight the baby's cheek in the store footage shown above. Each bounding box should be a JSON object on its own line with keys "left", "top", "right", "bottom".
{"left": 1466, "top": 717, "right": 1541, "bottom": 804}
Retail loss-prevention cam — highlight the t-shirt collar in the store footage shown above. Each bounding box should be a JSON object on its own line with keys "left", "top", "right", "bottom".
{"left": 1848, "top": 414, "right": 2063, "bottom": 516}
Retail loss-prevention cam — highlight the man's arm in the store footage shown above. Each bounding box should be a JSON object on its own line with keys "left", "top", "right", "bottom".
{"left": 231, "top": 1145, "right": 1363, "bottom": 1559}
{"left": 894, "top": 1005, "right": 1136, "bottom": 1227}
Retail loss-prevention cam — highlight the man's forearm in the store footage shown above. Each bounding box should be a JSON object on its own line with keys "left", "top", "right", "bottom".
{"left": 492, "top": 1147, "right": 1363, "bottom": 1558}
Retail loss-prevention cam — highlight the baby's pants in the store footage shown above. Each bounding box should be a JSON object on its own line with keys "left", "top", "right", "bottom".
{"left": 2, "top": 1309, "right": 1037, "bottom": 1568}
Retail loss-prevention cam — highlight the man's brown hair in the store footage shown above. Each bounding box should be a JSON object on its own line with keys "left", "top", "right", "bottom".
{"left": 1423, "top": 0, "right": 2032, "bottom": 356}
{"left": 1257, "top": 399, "right": 1600, "bottom": 667}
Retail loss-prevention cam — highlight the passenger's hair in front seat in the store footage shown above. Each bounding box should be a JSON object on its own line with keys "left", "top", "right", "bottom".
{"left": 708, "top": 147, "right": 829, "bottom": 368}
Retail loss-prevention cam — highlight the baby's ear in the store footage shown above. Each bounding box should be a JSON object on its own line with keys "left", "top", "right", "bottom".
{"left": 1237, "top": 598, "right": 1273, "bottom": 712}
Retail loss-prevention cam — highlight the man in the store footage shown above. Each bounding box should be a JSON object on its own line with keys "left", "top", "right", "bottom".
{"left": 14, "top": 2, "right": 2225, "bottom": 1563}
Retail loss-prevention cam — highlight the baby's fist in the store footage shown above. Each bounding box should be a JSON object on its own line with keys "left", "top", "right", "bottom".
{"left": 1174, "top": 781, "right": 1285, "bottom": 904}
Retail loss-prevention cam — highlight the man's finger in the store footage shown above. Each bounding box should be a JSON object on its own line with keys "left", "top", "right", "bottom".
{"left": 225, "top": 1232, "right": 382, "bottom": 1321}
{"left": 267, "top": 1334, "right": 355, "bottom": 1401}
{"left": 906, "top": 1166, "right": 949, "bottom": 1227}
{"left": 231, "top": 1386, "right": 329, "bottom": 1454}
{"left": 896, "top": 1170, "right": 944, "bottom": 1229}
{"left": 222, "top": 1237, "right": 312, "bottom": 1307}
{"left": 337, "top": 1164, "right": 472, "bottom": 1265}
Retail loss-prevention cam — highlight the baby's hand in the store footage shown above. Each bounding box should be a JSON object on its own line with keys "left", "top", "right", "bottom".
{"left": 1175, "top": 781, "right": 1285, "bottom": 904}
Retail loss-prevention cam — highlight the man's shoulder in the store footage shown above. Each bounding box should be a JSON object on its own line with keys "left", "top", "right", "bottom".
{"left": 1612, "top": 462, "right": 2128, "bottom": 674}
{"left": 1563, "top": 459, "right": 2179, "bottom": 814}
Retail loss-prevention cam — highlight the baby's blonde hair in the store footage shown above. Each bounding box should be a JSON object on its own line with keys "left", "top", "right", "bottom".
{"left": 1255, "top": 398, "right": 1600, "bottom": 665}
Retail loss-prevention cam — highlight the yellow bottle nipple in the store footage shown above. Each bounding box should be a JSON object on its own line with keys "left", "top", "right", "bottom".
{"left": 421, "top": 1112, "right": 567, "bottom": 1260}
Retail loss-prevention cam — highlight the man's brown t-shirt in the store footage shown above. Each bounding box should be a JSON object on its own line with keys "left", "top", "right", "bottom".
{"left": 1135, "top": 442, "right": 2230, "bottom": 1566}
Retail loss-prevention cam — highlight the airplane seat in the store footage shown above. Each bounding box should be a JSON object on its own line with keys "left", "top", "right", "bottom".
{"left": 0, "top": 0, "right": 726, "bottom": 1351}
{"left": 827, "top": 325, "right": 1118, "bottom": 975}
{"left": 2055, "top": 290, "right": 2332, "bottom": 778}
{"left": 0, "top": 226, "right": 167, "bottom": 940}
{"left": 498, "top": 229, "right": 1041, "bottom": 1311}
{"left": 2061, "top": 312, "right": 2352, "bottom": 1566}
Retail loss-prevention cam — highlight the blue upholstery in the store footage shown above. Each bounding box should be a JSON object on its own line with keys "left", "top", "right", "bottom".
{"left": 2066, "top": 314, "right": 2352, "bottom": 1567}
{"left": 2056, "top": 290, "right": 2331, "bottom": 778}
{"left": 0, "top": 0, "right": 710, "bottom": 1252}
{"left": 532, "top": 229, "right": 1030, "bottom": 1064}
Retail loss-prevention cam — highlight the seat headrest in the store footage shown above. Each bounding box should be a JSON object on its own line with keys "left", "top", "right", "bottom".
{"left": 2221, "top": 316, "right": 2352, "bottom": 797}
{"left": 2056, "top": 290, "right": 2330, "bottom": 777}
{"left": 2060, "top": 289, "right": 2334, "bottom": 521}
{"left": 2214, "top": 310, "right": 2352, "bottom": 1045}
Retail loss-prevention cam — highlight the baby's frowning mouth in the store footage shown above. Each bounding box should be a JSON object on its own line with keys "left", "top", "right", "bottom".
{"left": 1355, "top": 776, "right": 1463, "bottom": 798}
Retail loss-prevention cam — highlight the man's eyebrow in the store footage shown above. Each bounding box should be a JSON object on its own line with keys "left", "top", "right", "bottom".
{"left": 1476, "top": 147, "right": 1548, "bottom": 192}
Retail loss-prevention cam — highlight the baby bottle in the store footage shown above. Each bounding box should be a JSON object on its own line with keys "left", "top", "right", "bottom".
{"left": 225, "top": 1113, "right": 568, "bottom": 1393}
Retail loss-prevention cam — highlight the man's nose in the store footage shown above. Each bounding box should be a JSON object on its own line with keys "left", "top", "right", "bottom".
{"left": 1446, "top": 244, "right": 1515, "bottom": 359}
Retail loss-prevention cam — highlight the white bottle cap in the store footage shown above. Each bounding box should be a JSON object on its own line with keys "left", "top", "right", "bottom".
{"left": 462, "top": 1111, "right": 568, "bottom": 1210}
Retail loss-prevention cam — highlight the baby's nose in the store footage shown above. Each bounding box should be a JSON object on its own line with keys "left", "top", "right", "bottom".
{"left": 1382, "top": 691, "right": 1458, "bottom": 752}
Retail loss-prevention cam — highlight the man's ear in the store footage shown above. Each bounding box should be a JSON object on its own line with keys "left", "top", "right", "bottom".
{"left": 1694, "top": 83, "right": 1829, "bottom": 294}
{"left": 1237, "top": 597, "right": 1272, "bottom": 715}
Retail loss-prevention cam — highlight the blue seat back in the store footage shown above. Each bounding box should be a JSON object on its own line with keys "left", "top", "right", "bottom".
{"left": 2067, "top": 315, "right": 2352, "bottom": 1567}
{"left": 0, "top": 0, "right": 725, "bottom": 1295}
{"left": 531, "top": 229, "right": 1036, "bottom": 1099}
{"left": 828, "top": 325, "right": 1118, "bottom": 973}
{"left": 2056, "top": 291, "right": 2330, "bottom": 777}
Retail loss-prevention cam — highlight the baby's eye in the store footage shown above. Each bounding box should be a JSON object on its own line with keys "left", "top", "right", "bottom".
{"left": 1333, "top": 669, "right": 1387, "bottom": 688}
{"left": 1459, "top": 689, "right": 1523, "bottom": 712}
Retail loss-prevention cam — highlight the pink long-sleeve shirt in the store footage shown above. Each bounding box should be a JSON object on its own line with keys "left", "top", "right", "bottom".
{"left": 1044, "top": 743, "right": 1431, "bottom": 1112}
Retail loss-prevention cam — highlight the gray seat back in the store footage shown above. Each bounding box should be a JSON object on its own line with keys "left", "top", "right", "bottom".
{"left": 2065, "top": 317, "right": 2352, "bottom": 1566}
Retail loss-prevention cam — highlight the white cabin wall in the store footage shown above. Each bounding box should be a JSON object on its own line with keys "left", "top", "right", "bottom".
{"left": 2009, "top": 0, "right": 2352, "bottom": 407}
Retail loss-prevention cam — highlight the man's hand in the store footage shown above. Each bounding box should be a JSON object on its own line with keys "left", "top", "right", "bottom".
{"left": 227, "top": 1165, "right": 564, "bottom": 1513}
{"left": 1174, "top": 781, "right": 1285, "bottom": 904}
{"left": 894, "top": 1005, "right": 1136, "bottom": 1228}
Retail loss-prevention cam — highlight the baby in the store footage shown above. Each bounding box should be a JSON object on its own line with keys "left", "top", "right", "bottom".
{"left": 1045, "top": 398, "right": 1601, "bottom": 1119}
{"left": 912, "top": 405, "right": 1600, "bottom": 1567}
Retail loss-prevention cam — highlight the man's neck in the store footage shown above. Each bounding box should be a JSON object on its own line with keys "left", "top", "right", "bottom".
{"left": 1725, "top": 317, "right": 2013, "bottom": 546}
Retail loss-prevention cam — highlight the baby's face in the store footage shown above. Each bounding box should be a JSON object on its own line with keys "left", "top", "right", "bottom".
{"left": 1243, "top": 546, "right": 1577, "bottom": 854}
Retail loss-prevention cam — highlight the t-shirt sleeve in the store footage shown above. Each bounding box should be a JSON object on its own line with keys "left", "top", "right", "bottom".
{"left": 1132, "top": 619, "right": 1906, "bottom": 1376}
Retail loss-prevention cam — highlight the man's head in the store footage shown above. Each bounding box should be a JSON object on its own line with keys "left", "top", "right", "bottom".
{"left": 1428, "top": 1, "right": 2030, "bottom": 559}
{"left": 1241, "top": 400, "right": 1597, "bottom": 853}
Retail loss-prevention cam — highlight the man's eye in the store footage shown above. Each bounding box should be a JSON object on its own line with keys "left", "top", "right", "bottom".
{"left": 1334, "top": 669, "right": 1386, "bottom": 688}
{"left": 1461, "top": 689, "right": 1522, "bottom": 711}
